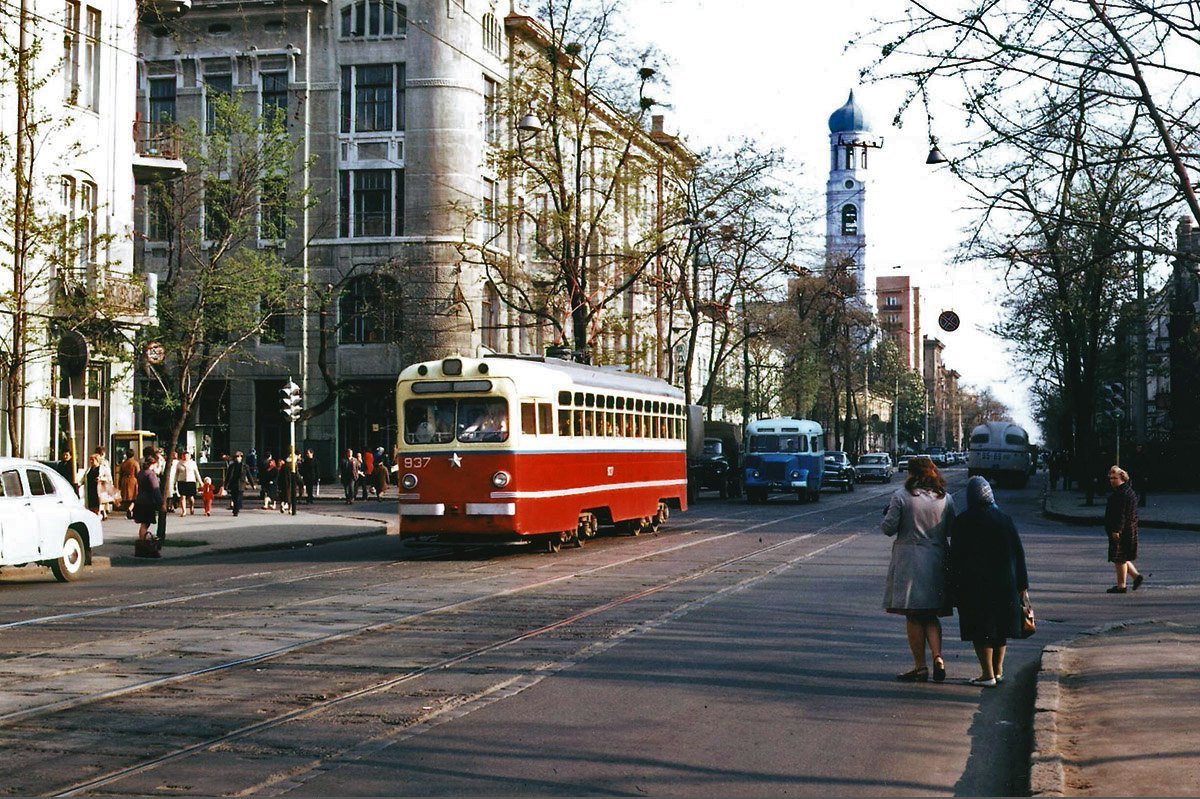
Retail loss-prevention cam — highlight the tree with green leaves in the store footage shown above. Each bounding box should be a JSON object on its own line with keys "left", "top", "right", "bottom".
{"left": 139, "top": 93, "right": 310, "bottom": 450}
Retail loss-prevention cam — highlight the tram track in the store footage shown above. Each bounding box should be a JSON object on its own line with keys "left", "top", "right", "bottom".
{"left": 55, "top": 516, "right": 868, "bottom": 798}
{"left": 0, "top": 484, "right": 916, "bottom": 796}
{"left": 0, "top": 498, "right": 877, "bottom": 727}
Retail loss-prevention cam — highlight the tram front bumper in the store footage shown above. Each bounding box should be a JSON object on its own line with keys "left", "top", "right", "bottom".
{"left": 397, "top": 503, "right": 517, "bottom": 517}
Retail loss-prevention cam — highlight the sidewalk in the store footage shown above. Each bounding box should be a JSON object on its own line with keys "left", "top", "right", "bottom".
{"left": 1043, "top": 489, "right": 1200, "bottom": 531}
{"left": 1031, "top": 621, "right": 1200, "bottom": 796}
{"left": 96, "top": 498, "right": 395, "bottom": 565}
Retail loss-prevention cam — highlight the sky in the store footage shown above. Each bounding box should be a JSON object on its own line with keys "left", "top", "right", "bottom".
{"left": 622, "top": 0, "right": 1042, "bottom": 440}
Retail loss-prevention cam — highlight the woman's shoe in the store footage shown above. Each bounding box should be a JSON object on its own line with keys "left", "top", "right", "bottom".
{"left": 933, "top": 658, "right": 946, "bottom": 683}
{"left": 1106, "top": 585, "right": 1128, "bottom": 594}
{"left": 896, "top": 666, "right": 929, "bottom": 682}
{"left": 969, "top": 676, "right": 997, "bottom": 687}
{"left": 995, "top": 673, "right": 1004, "bottom": 684}
{"left": 1132, "top": 574, "right": 1145, "bottom": 590}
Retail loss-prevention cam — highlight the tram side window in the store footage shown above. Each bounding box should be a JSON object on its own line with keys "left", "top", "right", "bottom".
{"left": 521, "top": 402, "right": 537, "bottom": 435}
{"left": 538, "top": 403, "right": 553, "bottom": 435}
{"left": 559, "top": 408, "right": 571, "bottom": 436}
{"left": 573, "top": 409, "right": 584, "bottom": 436}
{"left": 405, "top": 399, "right": 456, "bottom": 444}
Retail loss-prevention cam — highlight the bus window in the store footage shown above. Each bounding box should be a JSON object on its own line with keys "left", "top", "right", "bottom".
{"left": 559, "top": 409, "right": 571, "bottom": 436}
{"left": 810, "top": 436, "right": 821, "bottom": 453}
{"left": 405, "top": 399, "right": 456, "bottom": 444}
{"left": 521, "top": 402, "right": 537, "bottom": 435}
{"left": 538, "top": 403, "right": 553, "bottom": 434}
{"left": 457, "top": 398, "right": 509, "bottom": 443}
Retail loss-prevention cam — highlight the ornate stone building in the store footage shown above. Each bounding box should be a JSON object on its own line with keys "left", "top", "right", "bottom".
{"left": 134, "top": 0, "right": 691, "bottom": 470}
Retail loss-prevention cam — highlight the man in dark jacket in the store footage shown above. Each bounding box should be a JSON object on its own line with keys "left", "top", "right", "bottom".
{"left": 225, "top": 452, "right": 247, "bottom": 517}
{"left": 54, "top": 450, "right": 78, "bottom": 493}
{"left": 298, "top": 449, "right": 318, "bottom": 504}
{"left": 339, "top": 449, "right": 359, "bottom": 505}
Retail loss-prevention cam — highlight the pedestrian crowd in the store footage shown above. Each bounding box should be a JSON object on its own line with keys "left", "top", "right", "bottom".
{"left": 83, "top": 443, "right": 396, "bottom": 559}
{"left": 881, "top": 455, "right": 1146, "bottom": 686}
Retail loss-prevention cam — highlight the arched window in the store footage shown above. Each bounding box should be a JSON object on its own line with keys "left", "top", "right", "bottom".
{"left": 340, "top": 0, "right": 406, "bottom": 38}
{"left": 841, "top": 204, "right": 858, "bottom": 236}
{"left": 339, "top": 274, "right": 402, "bottom": 343}
{"left": 482, "top": 13, "right": 502, "bottom": 55}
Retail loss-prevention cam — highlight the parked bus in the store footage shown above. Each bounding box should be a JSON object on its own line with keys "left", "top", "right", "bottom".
{"left": 394, "top": 355, "right": 688, "bottom": 551}
{"left": 742, "top": 417, "right": 824, "bottom": 503}
{"left": 967, "top": 421, "right": 1032, "bottom": 487}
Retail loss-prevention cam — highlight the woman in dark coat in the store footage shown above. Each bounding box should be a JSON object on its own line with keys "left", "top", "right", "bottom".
{"left": 1104, "top": 465, "right": 1145, "bottom": 593}
{"left": 950, "top": 477, "right": 1029, "bottom": 687}
{"left": 132, "top": 448, "right": 163, "bottom": 558}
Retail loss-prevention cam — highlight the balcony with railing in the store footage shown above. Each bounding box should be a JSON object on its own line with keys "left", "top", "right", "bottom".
{"left": 132, "top": 119, "right": 187, "bottom": 183}
{"left": 56, "top": 265, "right": 154, "bottom": 324}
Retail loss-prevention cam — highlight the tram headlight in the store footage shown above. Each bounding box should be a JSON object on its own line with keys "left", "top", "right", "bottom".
{"left": 491, "top": 470, "right": 511, "bottom": 489}
{"left": 753, "top": 470, "right": 761, "bottom": 479}
{"left": 791, "top": 470, "right": 800, "bottom": 480}
{"left": 401, "top": 473, "right": 419, "bottom": 490}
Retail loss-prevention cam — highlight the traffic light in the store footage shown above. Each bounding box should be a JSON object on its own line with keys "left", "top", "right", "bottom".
{"left": 279, "top": 380, "right": 302, "bottom": 421}
{"left": 1102, "top": 381, "right": 1125, "bottom": 418}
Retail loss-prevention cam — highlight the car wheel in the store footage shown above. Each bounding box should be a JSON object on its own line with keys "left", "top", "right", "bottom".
{"left": 810, "top": 489, "right": 821, "bottom": 503}
{"left": 719, "top": 484, "right": 728, "bottom": 499}
{"left": 51, "top": 529, "right": 85, "bottom": 582}
{"left": 848, "top": 479, "right": 856, "bottom": 492}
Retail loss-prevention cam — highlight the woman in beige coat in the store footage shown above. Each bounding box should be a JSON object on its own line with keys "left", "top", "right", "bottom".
{"left": 882, "top": 456, "right": 957, "bottom": 682}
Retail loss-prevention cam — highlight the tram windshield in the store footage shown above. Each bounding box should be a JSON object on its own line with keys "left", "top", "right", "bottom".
{"left": 749, "top": 434, "right": 808, "bottom": 453}
{"left": 404, "top": 397, "right": 509, "bottom": 444}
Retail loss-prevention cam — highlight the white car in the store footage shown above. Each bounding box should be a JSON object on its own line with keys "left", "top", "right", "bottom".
{"left": 856, "top": 452, "right": 894, "bottom": 482}
{"left": 0, "top": 457, "right": 103, "bottom": 582}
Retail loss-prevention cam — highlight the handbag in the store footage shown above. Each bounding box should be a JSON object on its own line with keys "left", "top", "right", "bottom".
{"left": 1019, "top": 592, "right": 1036, "bottom": 638}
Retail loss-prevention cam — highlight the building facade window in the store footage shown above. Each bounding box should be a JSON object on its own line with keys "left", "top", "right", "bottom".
{"left": 204, "top": 179, "right": 233, "bottom": 241}
{"left": 260, "top": 177, "right": 288, "bottom": 241}
{"left": 338, "top": 169, "right": 404, "bottom": 238}
{"left": 260, "top": 71, "right": 288, "bottom": 125}
{"left": 339, "top": 274, "right": 401, "bottom": 343}
{"left": 482, "top": 177, "right": 499, "bottom": 241}
{"left": 148, "top": 76, "right": 176, "bottom": 123}
{"left": 205, "top": 73, "right": 232, "bottom": 134}
{"left": 63, "top": 3, "right": 101, "bottom": 109}
{"left": 483, "top": 76, "right": 498, "bottom": 145}
{"left": 482, "top": 13, "right": 501, "bottom": 55}
{"left": 340, "top": 64, "right": 404, "bottom": 133}
{"left": 63, "top": 1, "right": 80, "bottom": 103}
{"left": 840, "top": 203, "right": 858, "bottom": 235}
{"left": 147, "top": 183, "right": 172, "bottom": 242}
{"left": 340, "top": 0, "right": 406, "bottom": 38}
{"left": 58, "top": 176, "right": 98, "bottom": 273}
{"left": 79, "top": 7, "right": 100, "bottom": 111}
{"left": 481, "top": 282, "right": 501, "bottom": 350}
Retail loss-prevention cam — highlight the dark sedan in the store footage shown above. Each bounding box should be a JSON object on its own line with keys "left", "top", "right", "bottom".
{"left": 821, "top": 451, "right": 856, "bottom": 492}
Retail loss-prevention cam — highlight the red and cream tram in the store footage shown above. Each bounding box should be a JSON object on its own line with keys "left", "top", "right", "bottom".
{"left": 394, "top": 355, "right": 688, "bottom": 550}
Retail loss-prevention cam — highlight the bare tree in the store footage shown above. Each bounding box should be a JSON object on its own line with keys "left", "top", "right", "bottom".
{"left": 455, "top": 0, "right": 690, "bottom": 364}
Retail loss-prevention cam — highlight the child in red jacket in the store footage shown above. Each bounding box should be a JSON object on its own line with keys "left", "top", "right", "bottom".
{"left": 200, "top": 477, "right": 215, "bottom": 516}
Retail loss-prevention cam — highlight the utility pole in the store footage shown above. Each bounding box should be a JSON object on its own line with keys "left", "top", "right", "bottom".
{"left": 10, "top": 0, "right": 31, "bottom": 456}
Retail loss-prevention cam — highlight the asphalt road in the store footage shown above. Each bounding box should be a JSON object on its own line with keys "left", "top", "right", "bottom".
{"left": 0, "top": 469, "right": 1196, "bottom": 796}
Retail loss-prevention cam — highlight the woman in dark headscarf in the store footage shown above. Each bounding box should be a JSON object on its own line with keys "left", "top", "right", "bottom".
{"left": 950, "top": 476, "right": 1029, "bottom": 687}
{"left": 1104, "top": 465, "right": 1144, "bottom": 593}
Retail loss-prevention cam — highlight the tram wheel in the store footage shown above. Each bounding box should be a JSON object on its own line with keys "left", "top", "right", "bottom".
{"left": 578, "top": 512, "right": 598, "bottom": 540}
{"left": 545, "top": 536, "right": 562, "bottom": 554}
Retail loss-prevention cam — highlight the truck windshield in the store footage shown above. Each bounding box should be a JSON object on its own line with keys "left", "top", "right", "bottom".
{"left": 749, "top": 434, "right": 807, "bottom": 453}
{"left": 404, "top": 398, "right": 509, "bottom": 444}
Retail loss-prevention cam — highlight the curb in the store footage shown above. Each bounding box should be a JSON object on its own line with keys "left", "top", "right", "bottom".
{"left": 103, "top": 526, "right": 390, "bottom": 566}
{"left": 1041, "top": 494, "right": 1200, "bottom": 532}
{"left": 1029, "top": 618, "right": 1163, "bottom": 797}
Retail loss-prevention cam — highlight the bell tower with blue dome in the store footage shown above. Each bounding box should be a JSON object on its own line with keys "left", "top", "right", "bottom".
{"left": 825, "top": 91, "right": 882, "bottom": 297}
